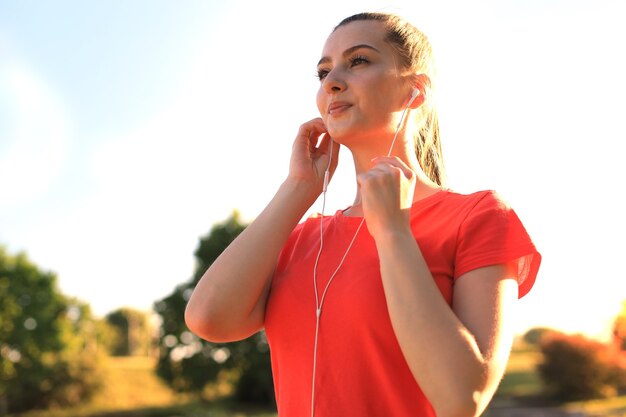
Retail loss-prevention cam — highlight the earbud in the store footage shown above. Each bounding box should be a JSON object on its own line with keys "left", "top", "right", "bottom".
{"left": 407, "top": 88, "right": 420, "bottom": 107}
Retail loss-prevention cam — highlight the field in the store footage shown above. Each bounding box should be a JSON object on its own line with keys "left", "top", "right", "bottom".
{"left": 488, "top": 344, "right": 626, "bottom": 417}
{"left": 11, "top": 356, "right": 275, "bottom": 417}
{"left": 495, "top": 347, "right": 545, "bottom": 399}
{"left": 10, "top": 345, "right": 626, "bottom": 417}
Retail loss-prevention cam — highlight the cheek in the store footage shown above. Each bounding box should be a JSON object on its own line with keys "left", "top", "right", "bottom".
{"left": 316, "top": 88, "right": 326, "bottom": 118}
{"left": 316, "top": 89, "right": 335, "bottom": 134}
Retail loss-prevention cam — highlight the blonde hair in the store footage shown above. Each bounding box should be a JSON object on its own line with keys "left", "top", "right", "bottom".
{"left": 334, "top": 12, "right": 446, "bottom": 187}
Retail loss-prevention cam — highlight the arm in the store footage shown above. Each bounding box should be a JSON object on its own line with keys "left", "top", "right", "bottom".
{"left": 376, "top": 232, "right": 518, "bottom": 417}
{"left": 185, "top": 179, "right": 316, "bottom": 342}
{"left": 358, "top": 157, "right": 518, "bottom": 417}
{"left": 185, "top": 118, "right": 339, "bottom": 342}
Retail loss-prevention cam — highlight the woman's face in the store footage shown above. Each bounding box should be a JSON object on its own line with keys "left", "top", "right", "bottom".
{"left": 316, "top": 20, "right": 411, "bottom": 145}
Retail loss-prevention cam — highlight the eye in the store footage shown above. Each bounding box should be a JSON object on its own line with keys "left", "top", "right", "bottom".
{"left": 316, "top": 55, "right": 370, "bottom": 81}
{"left": 349, "top": 55, "right": 369, "bottom": 67}
{"left": 316, "top": 68, "right": 329, "bottom": 81}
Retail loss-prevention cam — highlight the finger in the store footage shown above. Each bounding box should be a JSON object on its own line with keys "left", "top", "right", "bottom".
{"left": 293, "top": 118, "right": 327, "bottom": 153}
{"left": 314, "top": 132, "right": 329, "bottom": 152}
{"left": 305, "top": 118, "right": 327, "bottom": 139}
{"left": 371, "top": 156, "right": 414, "bottom": 179}
{"left": 315, "top": 132, "right": 339, "bottom": 155}
{"left": 356, "top": 171, "right": 368, "bottom": 187}
{"left": 308, "top": 122, "right": 329, "bottom": 153}
{"left": 330, "top": 138, "right": 340, "bottom": 168}
{"left": 299, "top": 117, "right": 326, "bottom": 133}
{"left": 315, "top": 134, "right": 341, "bottom": 178}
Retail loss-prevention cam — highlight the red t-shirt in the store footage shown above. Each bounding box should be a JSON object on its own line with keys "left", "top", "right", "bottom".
{"left": 264, "top": 189, "right": 541, "bottom": 416}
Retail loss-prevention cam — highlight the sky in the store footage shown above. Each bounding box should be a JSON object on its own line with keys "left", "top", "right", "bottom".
{"left": 1, "top": 0, "right": 625, "bottom": 341}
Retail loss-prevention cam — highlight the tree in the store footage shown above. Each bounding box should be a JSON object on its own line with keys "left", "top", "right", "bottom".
{"left": 153, "top": 212, "right": 275, "bottom": 405}
{"left": 0, "top": 246, "right": 104, "bottom": 414}
{"left": 612, "top": 301, "right": 626, "bottom": 352}
{"left": 105, "top": 307, "right": 155, "bottom": 356}
{"left": 538, "top": 331, "right": 626, "bottom": 401}
{"left": 522, "top": 327, "right": 556, "bottom": 347}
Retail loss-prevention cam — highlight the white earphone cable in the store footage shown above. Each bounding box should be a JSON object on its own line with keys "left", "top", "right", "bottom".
{"left": 310, "top": 99, "right": 413, "bottom": 417}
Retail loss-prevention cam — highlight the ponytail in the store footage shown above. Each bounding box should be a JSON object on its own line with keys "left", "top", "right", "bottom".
{"left": 335, "top": 12, "right": 447, "bottom": 187}
{"left": 418, "top": 106, "right": 446, "bottom": 187}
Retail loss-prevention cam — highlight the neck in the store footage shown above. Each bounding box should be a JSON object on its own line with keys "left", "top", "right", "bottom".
{"left": 344, "top": 140, "right": 441, "bottom": 216}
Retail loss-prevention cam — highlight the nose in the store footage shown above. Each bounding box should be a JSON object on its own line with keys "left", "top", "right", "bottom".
{"left": 322, "top": 69, "right": 346, "bottom": 94}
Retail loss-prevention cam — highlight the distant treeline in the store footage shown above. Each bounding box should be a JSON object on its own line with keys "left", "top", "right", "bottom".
{"left": 2, "top": 211, "right": 626, "bottom": 414}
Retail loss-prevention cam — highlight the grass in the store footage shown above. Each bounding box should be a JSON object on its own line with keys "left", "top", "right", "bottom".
{"left": 14, "top": 403, "right": 277, "bottom": 417}
{"left": 564, "top": 396, "right": 626, "bottom": 417}
{"left": 494, "top": 348, "right": 545, "bottom": 399}
{"left": 488, "top": 342, "right": 626, "bottom": 417}
{"left": 10, "top": 356, "right": 276, "bottom": 417}
{"left": 11, "top": 348, "right": 546, "bottom": 417}
{"left": 90, "top": 356, "right": 183, "bottom": 409}
{"left": 10, "top": 346, "right": 626, "bottom": 417}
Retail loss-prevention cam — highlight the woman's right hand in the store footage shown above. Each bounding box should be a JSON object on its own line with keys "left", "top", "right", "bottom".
{"left": 185, "top": 118, "right": 339, "bottom": 343}
{"left": 288, "top": 118, "right": 340, "bottom": 196}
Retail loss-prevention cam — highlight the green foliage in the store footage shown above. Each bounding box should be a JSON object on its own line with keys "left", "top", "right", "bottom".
{"left": 105, "top": 307, "right": 155, "bottom": 356}
{"left": 538, "top": 331, "right": 626, "bottom": 401}
{"left": 0, "top": 247, "right": 105, "bottom": 413}
{"left": 153, "top": 212, "right": 275, "bottom": 406}
{"left": 522, "top": 327, "right": 556, "bottom": 347}
{"left": 495, "top": 345, "right": 544, "bottom": 399}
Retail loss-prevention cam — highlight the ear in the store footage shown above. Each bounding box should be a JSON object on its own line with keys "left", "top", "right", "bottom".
{"left": 407, "top": 73, "right": 431, "bottom": 109}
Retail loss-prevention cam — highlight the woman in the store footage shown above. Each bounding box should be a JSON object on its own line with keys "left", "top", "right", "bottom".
{"left": 185, "top": 12, "right": 541, "bottom": 417}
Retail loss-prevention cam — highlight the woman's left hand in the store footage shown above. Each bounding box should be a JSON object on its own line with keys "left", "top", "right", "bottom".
{"left": 357, "top": 156, "right": 416, "bottom": 239}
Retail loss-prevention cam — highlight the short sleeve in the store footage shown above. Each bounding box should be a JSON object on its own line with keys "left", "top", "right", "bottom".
{"left": 274, "top": 222, "right": 306, "bottom": 281}
{"left": 454, "top": 191, "right": 541, "bottom": 298}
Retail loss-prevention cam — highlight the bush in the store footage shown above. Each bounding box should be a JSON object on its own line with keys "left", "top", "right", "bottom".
{"left": 0, "top": 248, "right": 105, "bottom": 413}
{"left": 105, "top": 307, "right": 155, "bottom": 356}
{"left": 613, "top": 301, "right": 626, "bottom": 351}
{"left": 538, "top": 331, "right": 626, "bottom": 401}
{"left": 154, "top": 213, "right": 275, "bottom": 406}
{"left": 523, "top": 327, "right": 556, "bottom": 347}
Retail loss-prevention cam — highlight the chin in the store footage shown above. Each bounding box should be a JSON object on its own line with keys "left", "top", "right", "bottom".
{"left": 326, "top": 127, "right": 350, "bottom": 145}
{"left": 325, "top": 119, "right": 357, "bottom": 143}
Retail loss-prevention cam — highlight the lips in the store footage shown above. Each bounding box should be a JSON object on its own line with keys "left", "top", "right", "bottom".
{"left": 327, "top": 101, "right": 352, "bottom": 115}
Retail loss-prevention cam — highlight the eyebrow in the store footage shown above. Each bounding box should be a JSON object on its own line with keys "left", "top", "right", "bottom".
{"left": 317, "top": 44, "right": 381, "bottom": 67}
